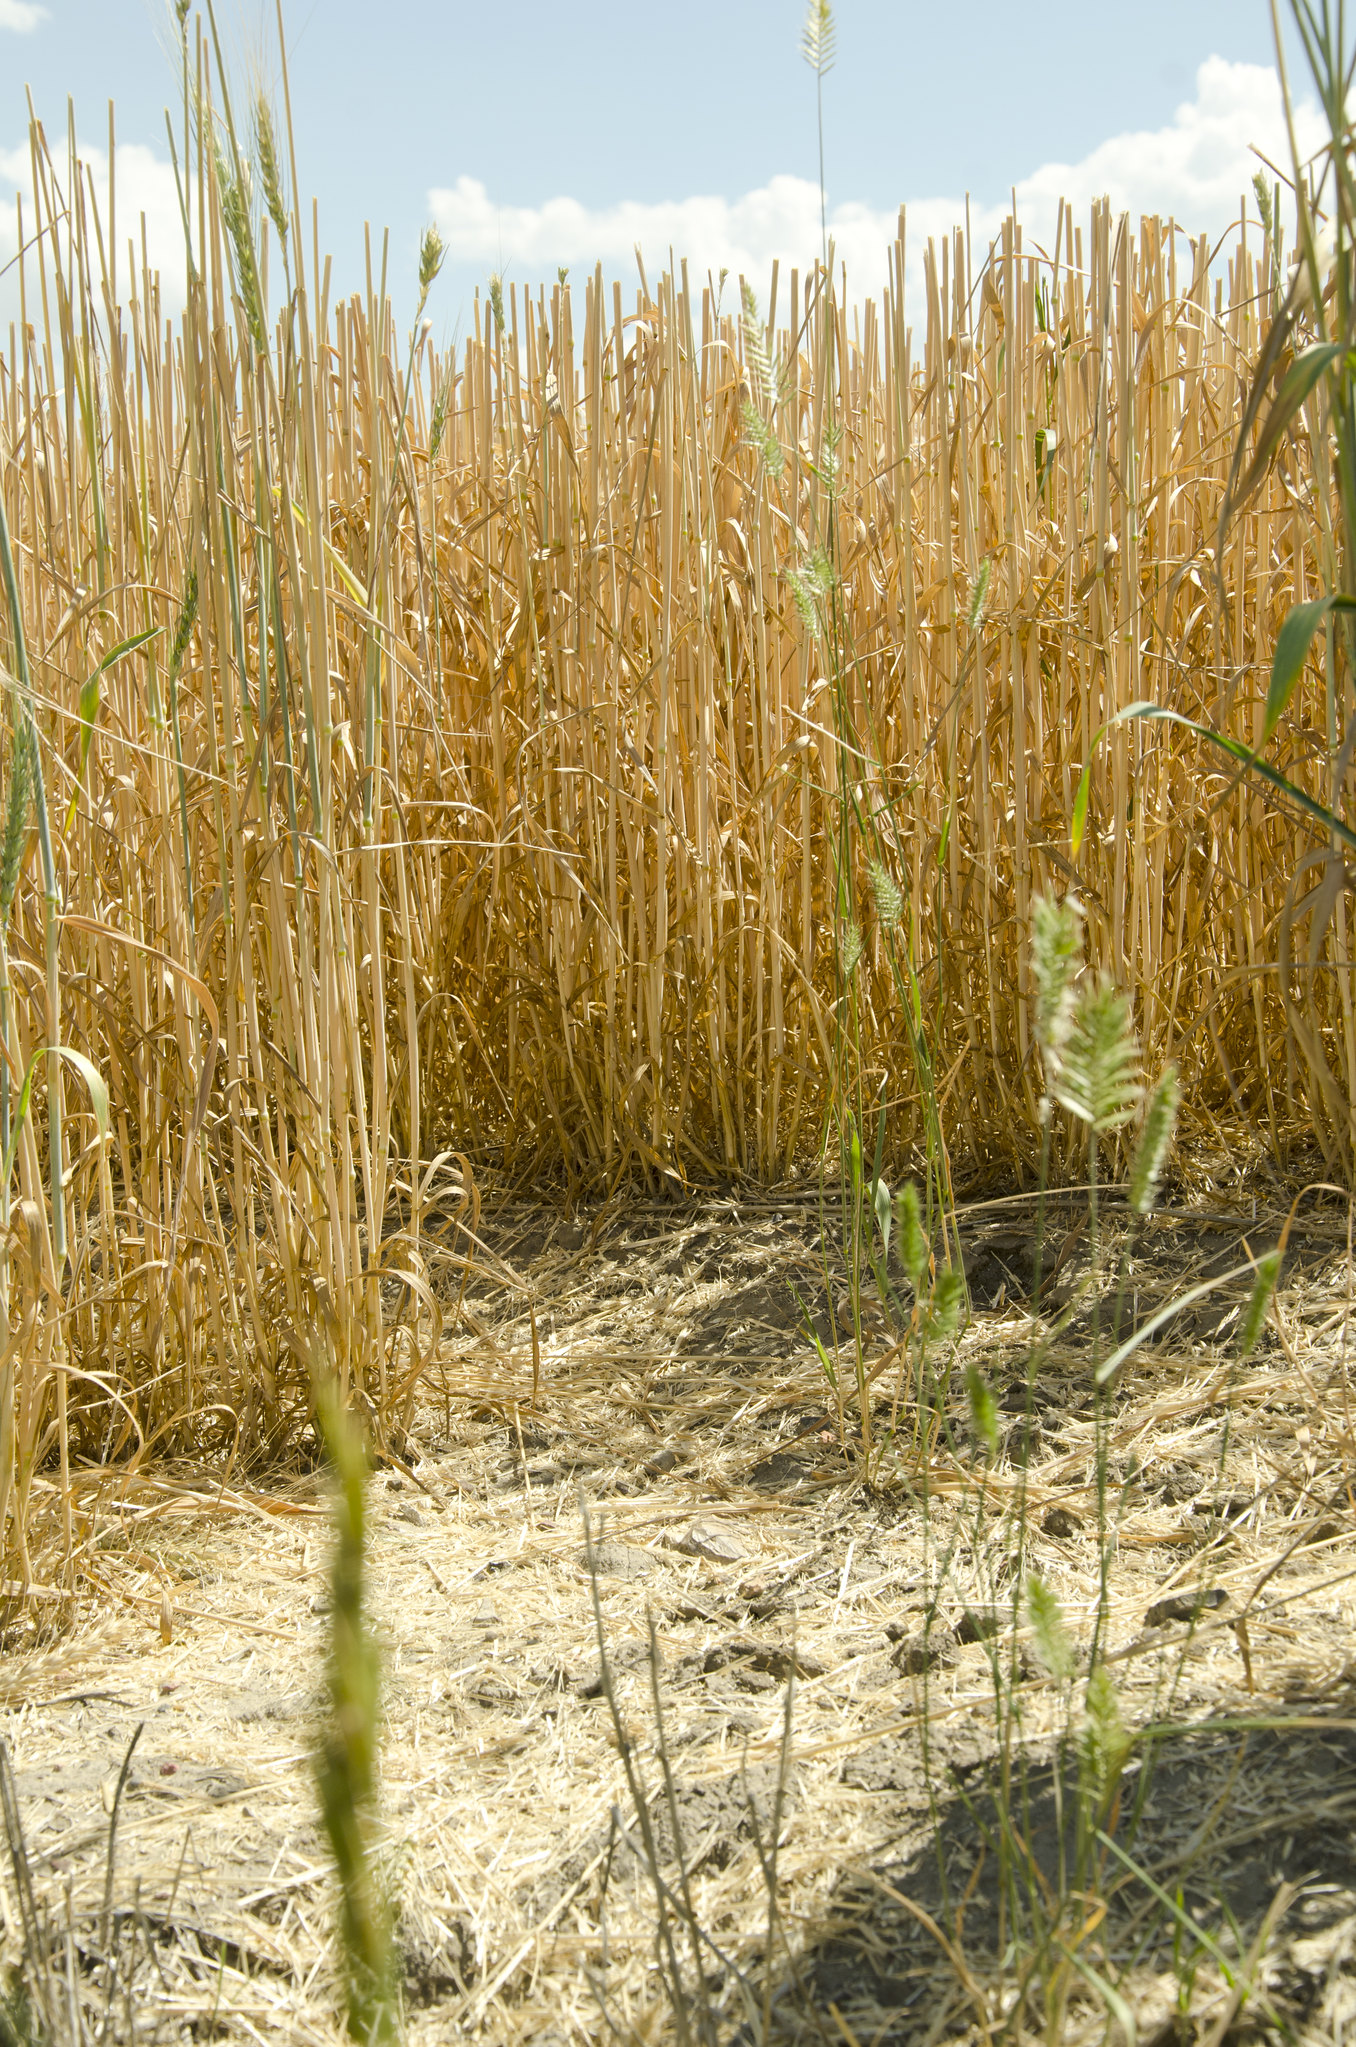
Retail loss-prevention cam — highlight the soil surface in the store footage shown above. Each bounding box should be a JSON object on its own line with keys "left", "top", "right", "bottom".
{"left": 2, "top": 1186, "right": 1355, "bottom": 2043}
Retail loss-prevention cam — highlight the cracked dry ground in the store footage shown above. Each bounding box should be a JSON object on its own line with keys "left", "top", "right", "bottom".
{"left": 3, "top": 1187, "right": 1356, "bottom": 2043}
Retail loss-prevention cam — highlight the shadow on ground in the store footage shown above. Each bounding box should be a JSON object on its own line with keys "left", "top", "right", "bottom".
{"left": 742, "top": 1709, "right": 1356, "bottom": 2044}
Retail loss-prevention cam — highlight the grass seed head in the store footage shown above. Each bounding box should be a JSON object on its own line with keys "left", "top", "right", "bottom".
{"left": 1026, "top": 1576, "right": 1075, "bottom": 1681}
{"left": 1031, "top": 892, "right": 1083, "bottom": 1080}
{"left": 740, "top": 280, "right": 775, "bottom": 410}
{"left": 429, "top": 361, "right": 453, "bottom": 464}
{"left": 252, "top": 94, "right": 289, "bottom": 245}
{"left": 217, "top": 149, "right": 266, "bottom": 354}
{"left": 801, "top": 0, "right": 835, "bottom": 76}
{"left": 965, "top": 1364, "right": 999, "bottom": 1459}
{"left": 1080, "top": 1665, "right": 1130, "bottom": 1816}
{"left": 926, "top": 1267, "right": 965, "bottom": 1345}
{"left": 742, "top": 398, "right": 784, "bottom": 478}
{"left": 867, "top": 857, "right": 904, "bottom": 929}
{"left": 1238, "top": 1248, "right": 1281, "bottom": 1357}
{"left": 788, "top": 547, "right": 833, "bottom": 634}
{"left": 1052, "top": 974, "right": 1141, "bottom": 1136}
{"left": 965, "top": 557, "right": 992, "bottom": 631}
{"left": 0, "top": 712, "right": 32, "bottom": 922}
{"left": 894, "top": 1182, "right": 928, "bottom": 1293}
{"left": 418, "top": 224, "right": 446, "bottom": 302}
{"left": 1130, "top": 1061, "right": 1180, "bottom": 1214}
{"left": 170, "top": 567, "right": 199, "bottom": 678}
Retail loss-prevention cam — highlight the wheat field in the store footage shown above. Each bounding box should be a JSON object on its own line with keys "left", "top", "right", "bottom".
{"left": 2, "top": 7, "right": 1356, "bottom": 2042}
{"left": 0, "top": 60, "right": 1341, "bottom": 1577}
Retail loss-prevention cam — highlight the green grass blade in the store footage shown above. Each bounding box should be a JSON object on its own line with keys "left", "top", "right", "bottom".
{"left": 64, "top": 627, "right": 161, "bottom": 832}
{"left": 1265, "top": 593, "right": 1356, "bottom": 743}
{"left": 1234, "top": 341, "right": 1347, "bottom": 510}
{"left": 1093, "top": 1258, "right": 1263, "bottom": 1385}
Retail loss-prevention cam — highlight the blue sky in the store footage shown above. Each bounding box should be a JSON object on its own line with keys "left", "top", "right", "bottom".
{"left": 0, "top": 2, "right": 1314, "bottom": 334}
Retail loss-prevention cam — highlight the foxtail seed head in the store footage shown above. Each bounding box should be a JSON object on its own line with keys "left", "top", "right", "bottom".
{"left": 801, "top": 0, "right": 835, "bottom": 76}
{"left": 1129, "top": 1062, "right": 1179, "bottom": 1215}
{"left": 1030, "top": 891, "right": 1083, "bottom": 1079}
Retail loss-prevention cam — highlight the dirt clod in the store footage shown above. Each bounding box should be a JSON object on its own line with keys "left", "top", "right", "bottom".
{"left": 1145, "top": 1587, "right": 1228, "bottom": 1627}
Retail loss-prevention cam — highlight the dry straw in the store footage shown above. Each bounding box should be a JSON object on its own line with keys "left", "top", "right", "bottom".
{"left": 0, "top": 12, "right": 1342, "bottom": 1576}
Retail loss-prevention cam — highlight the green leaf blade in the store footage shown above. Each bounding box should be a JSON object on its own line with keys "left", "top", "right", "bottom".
{"left": 1236, "top": 341, "right": 1346, "bottom": 511}
{"left": 1266, "top": 594, "right": 1348, "bottom": 743}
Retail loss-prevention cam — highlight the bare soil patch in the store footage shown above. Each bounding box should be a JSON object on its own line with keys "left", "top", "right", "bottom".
{"left": 2, "top": 1187, "right": 1354, "bottom": 2042}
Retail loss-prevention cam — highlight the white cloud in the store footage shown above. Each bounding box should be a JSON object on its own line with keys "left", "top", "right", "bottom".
{"left": 0, "top": 0, "right": 46, "bottom": 31}
{"left": 430, "top": 57, "right": 1328, "bottom": 308}
{"left": 1005, "top": 55, "right": 1325, "bottom": 245}
{"left": 0, "top": 57, "right": 1330, "bottom": 341}
{"left": 0, "top": 138, "right": 185, "bottom": 325}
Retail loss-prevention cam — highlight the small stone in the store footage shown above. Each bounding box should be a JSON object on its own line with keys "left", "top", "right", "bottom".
{"left": 701, "top": 1639, "right": 824, "bottom": 1685}
{"left": 890, "top": 1628, "right": 956, "bottom": 1675}
{"left": 676, "top": 1521, "right": 748, "bottom": 1565}
{"left": 956, "top": 1606, "right": 1004, "bottom": 1645}
{"left": 471, "top": 1601, "right": 501, "bottom": 1629}
{"left": 1042, "top": 1505, "right": 1082, "bottom": 1539}
{"left": 646, "top": 1448, "right": 678, "bottom": 1474}
{"left": 749, "top": 1453, "right": 807, "bottom": 1489}
{"left": 578, "top": 1639, "right": 653, "bottom": 1698}
{"left": 159, "top": 1761, "right": 177, "bottom": 1777}
{"left": 666, "top": 1592, "right": 725, "bottom": 1623}
{"left": 1145, "top": 1588, "right": 1226, "bottom": 1629}
{"left": 586, "top": 1542, "right": 655, "bottom": 1580}
{"left": 789, "top": 1410, "right": 833, "bottom": 1441}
